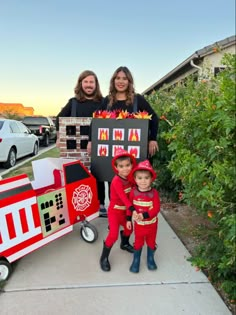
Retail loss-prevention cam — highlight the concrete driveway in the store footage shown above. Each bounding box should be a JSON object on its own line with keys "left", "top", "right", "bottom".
{"left": 0, "top": 214, "right": 231, "bottom": 315}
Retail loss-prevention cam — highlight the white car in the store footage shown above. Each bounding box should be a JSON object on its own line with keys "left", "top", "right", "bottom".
{"left": 0, "top": 118, "right": 39, "bottom": 169}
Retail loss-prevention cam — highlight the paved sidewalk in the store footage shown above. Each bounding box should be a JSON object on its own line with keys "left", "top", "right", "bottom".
{"left": 0, "top": 213, "right": 232, "bottom": 315}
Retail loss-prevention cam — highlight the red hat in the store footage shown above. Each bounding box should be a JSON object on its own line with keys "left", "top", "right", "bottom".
{"left": 130, "top": 160, "right": 157, "bottom": 182}
{"left": 112, "top": 148, "right": 136, "bottom": 174}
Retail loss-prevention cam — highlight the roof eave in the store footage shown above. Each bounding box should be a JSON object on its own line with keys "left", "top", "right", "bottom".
{"left": 143, "top": 35, "right": 236, "bottom": 95}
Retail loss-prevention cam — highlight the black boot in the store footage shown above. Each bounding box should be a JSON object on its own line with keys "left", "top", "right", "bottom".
{"left": 130, "top": 248, "right": 142, "bottom": 273}
{"left": 147, "top": 246, "right": 157, "bottom": 270}
{"left": 120, "top": 230, "right": 134, "bottom": 253}
{"left": 100, "top": 242, "right": 112, "bottom": 271}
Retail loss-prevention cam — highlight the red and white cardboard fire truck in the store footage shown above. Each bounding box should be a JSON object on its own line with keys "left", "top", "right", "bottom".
{"left": 0, "top": 157, "right": 99, "bottom": 281}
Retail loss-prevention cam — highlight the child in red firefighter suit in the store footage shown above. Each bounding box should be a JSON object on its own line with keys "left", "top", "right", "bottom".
{"left": 127, "top": 160, "right": 160, "bottom": 273}
{"left": 99, "top": 148, "right": 137, "bottom": 272}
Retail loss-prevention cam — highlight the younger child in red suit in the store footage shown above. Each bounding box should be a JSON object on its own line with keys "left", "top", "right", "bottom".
{"left": 100, "top": 148, "right": 136, "bottom": 272}
{"left": 127, "top": 160, "right": 160, "bottom": 273}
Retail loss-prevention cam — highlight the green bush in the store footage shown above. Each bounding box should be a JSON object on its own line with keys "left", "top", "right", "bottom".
{"left": 148, "top": 53, "right": 236, "bottom": 301}
{"left": 149, "top": 91, "right": 183, "bottom": 201}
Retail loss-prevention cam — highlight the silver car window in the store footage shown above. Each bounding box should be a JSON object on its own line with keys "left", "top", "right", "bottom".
{"left": 17, "top": 121, "right": 29, "bottom": 133}
{"left": 9, "top": 121, "right": 21, "bottom": 133}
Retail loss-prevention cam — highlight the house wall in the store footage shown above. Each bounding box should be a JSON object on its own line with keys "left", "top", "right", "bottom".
{"left": 143, "top": 37, "right": 236, "bottom": 94}
{"left": 203, "top": 45, "right": 236, "bottom": 70}
{"left": 154, "top": 45, "right": 235, "bottom": 90}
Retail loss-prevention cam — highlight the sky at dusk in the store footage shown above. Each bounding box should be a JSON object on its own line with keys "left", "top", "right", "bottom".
{"left": 0, "top": 0, "right": 235, "bottom": 116}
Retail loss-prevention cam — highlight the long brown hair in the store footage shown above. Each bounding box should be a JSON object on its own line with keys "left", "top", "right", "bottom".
{"left": 108, "top": 66, "right": 135, "bottom": 107}
{"left": 74, "top": 70, "right": 103, "bottom": 102}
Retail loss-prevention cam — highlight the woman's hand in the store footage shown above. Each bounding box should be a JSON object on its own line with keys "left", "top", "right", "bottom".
{"left": 148, "top": 140, "right": 159, "bottom": 157}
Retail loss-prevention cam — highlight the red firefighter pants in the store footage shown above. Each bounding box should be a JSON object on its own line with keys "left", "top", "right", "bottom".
{"left": 133, "top": 220, "right": 158, "bottom": 250}
{"left": 105, "top": 209, "right": 132, "bottom": 247}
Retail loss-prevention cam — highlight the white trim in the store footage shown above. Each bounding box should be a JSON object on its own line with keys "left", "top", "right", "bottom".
{"left": 85, "top": 212, "right": 99, "bottom": 221}
{"left": 8, "top": 225, "right": 73, "bottom": 263}
{"left": 0, "top": 177, "right": 30, "bottom": 192}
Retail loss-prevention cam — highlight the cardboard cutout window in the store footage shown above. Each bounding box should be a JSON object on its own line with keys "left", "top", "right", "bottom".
{"left": 66, "top": 139, "right": 77, "bottom": 149}
{"left": 66, "top": 125, "right": 76, "bottom": 136}
{"left": 80, "top": 125, "right": 90, "bottom": 136}
{"left": 64, "top": 163, "right": 90, "bottom": 184}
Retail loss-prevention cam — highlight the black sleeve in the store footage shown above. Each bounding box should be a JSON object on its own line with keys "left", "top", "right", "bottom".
{"left": 97, "top": 96, "right": 108, "bottom": 110}
{"left": 88, "top": 97, "right": 106, "bottom": 140}
{"left": 143, "top": 212, "right": 150, "bottom": 219}
{"left": 136, "top": 94, "right": 159, "bottom": 140}
{"left": 129, "top": 205, "right": 136, "bottom": 212}
{"left": 56, "top": 98, "right": 73, "bottom": 131}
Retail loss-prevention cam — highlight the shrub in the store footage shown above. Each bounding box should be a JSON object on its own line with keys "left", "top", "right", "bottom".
{"left": 147, "top": 53, "right": 236, "bottom": 300}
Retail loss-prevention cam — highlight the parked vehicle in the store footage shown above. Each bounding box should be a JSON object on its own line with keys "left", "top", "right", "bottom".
{"left": 22, "top": 116, "right": 57, "bottom": 147}
{"left": 50, "top": 116, "right": 57, "bottom": 126}
{"left": 0, "top": 118, "right": 39, "bottom": 169}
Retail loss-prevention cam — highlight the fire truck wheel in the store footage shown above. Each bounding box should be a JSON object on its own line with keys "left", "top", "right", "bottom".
{"left": 80, "top": 223, "right": 98, "bottom": 243}
{"left": 0, "top": 259, "right": 12, "bottom": 281}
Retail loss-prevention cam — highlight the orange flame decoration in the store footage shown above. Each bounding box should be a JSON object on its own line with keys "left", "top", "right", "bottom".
{"left": 129, "top": 147, "right": 138, "bottom": 158}
{"left": 93, "top": 110, "right": 152, "bottom": 119}
{"left": 99, "top": 129, "right": 109, "bottom": 140}
{"left": 129, "top": 129, "right": 139, "bottom": 141}
{"left": 117, "top": 110, "right": 130, "bottom": 119}
{"left": 93, "top": 110, "right": 112, "bottom": 119}
{"left": 133, "top": 111, "right": 152, "bottom": 119}
{"left": 99, "top": 146, "right": 107, "bottom": 156}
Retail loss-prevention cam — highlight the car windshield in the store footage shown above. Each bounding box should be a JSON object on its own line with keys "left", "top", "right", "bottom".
{"left": 22, "top": 117, "right": 49, "bottom": 125}
{"left": 0, "top": 121, "right": 4, "bottom": 130}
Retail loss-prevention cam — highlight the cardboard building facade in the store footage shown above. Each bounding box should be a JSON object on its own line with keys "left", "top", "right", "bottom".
{"left": 91, "top": 119, "right": 149, "bottom": 182}
{"left": 58, "top": 117, "right": 92, "bottom": 169}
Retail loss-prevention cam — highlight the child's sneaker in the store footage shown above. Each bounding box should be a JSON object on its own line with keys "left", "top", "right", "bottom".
{"left": 99, "top": 205, "right": 107, "bottom": 218}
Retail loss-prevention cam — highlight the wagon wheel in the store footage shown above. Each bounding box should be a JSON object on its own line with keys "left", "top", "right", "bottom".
{"left": 0, "top": 259, "right": 12, "bottom": 281}
{"left": 80, "top": 222, "right": 98, "bottom": 243}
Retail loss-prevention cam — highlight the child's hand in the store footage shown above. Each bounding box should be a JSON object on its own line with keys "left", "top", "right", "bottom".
{"left": 136, "top": 213, "right": 144, "bottom": 222}
{"left": 126, "top": 221, "right": 132, "bottom": 230}
{"left": 132, "top": 211, "right": 138, "bottom": 221}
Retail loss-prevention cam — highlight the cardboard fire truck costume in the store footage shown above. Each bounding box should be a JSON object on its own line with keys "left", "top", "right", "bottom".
{"left": 0, "top": 158, "right": 99, "bottom": 281}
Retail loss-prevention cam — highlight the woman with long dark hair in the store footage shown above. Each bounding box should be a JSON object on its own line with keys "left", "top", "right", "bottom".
{"left": 102, "top": 66, "right": 159, "bottom": 157}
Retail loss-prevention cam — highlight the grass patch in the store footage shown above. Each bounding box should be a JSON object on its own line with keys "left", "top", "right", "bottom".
{"left": 2, "top": 147, "right": 60, "bottom": 180}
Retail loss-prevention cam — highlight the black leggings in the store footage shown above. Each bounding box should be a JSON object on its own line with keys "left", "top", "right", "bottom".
{"left": 96, "top": 181, "right": 111, "bottom": 205}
